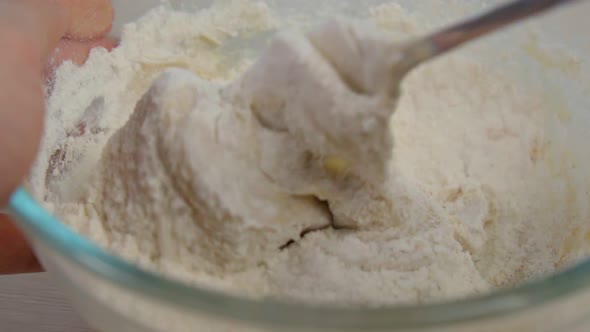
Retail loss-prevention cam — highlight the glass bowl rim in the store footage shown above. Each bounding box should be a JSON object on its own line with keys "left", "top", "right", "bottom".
{"left": 10, "top": 188, "right": 590, "bottom": 330}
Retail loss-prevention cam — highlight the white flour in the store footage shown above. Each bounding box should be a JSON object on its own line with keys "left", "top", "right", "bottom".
{"left": 32, "top": 0, "right": 589, "bottom": 308}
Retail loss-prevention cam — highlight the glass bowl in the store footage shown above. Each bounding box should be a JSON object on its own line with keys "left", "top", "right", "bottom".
{"left": 10, "top": 0, "right": 590, "bottom": 331}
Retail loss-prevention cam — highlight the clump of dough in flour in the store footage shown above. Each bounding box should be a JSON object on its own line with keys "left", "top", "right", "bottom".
{"left": 239, "top": 20, "right": 408, "bottom": 230}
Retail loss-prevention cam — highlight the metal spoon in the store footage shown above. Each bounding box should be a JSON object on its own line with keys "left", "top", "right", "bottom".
{"left": 393, "top": 0, "right": 582, "bottom": 76}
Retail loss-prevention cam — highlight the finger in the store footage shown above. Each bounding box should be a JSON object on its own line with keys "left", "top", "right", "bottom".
{"left": 0, "top": 3, "right": 57, "bottom": 205}
{"left": 0, "top": 0, "right": 68, "bottom": 61}
{"left": 46, "top": 37, "right": 118, "bottom": 75}
{"left": 0, "top": 214, "right": 43, "bottom": 274}
{"left": 0, "top": 47, "right": 45, "bottom": 206}
{"left": 58, "top": 0, "right": 114, "bottom": 40}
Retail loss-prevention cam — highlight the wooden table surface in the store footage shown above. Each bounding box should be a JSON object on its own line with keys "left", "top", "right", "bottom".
{"left": 0, "top": 273, "right": 91, "bottom": 332}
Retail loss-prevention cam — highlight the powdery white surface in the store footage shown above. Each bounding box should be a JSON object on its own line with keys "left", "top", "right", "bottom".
{"left": 32, "top": 1, "right": 589, "bottom": 307}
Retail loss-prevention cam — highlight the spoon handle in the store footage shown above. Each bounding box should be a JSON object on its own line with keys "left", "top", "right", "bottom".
{"left": 401, "top": 0, "right": 581, "bottom": 71}
{"left": 431, "top": 0, "right": 579, "bottom": 54}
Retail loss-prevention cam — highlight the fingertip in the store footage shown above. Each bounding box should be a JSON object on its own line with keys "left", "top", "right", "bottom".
{"left": 62, "top": 0, "right": 114, "bottom": 40}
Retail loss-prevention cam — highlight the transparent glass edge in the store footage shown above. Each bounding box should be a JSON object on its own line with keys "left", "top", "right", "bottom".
{"left": 8, "top": 187, "right": 590, "bottom": 330}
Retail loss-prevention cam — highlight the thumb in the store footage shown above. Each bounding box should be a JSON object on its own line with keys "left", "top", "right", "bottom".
{"left": 0, "top": 1, "right": 69, "bottom": 61}
{"left": 0, "top": 1, "right": 70, "bottom": 205}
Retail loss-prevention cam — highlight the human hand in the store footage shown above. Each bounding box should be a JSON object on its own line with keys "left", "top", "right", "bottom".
{"left": 0, "top": 0, "right": 115, "bottom": 274}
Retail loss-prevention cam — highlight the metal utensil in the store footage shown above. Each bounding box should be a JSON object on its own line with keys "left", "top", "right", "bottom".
{"left": 394, "top": 0, "right": 582, "bottom": 76}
